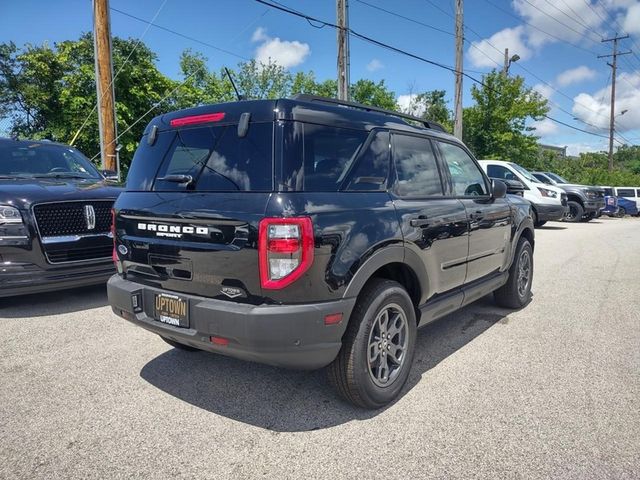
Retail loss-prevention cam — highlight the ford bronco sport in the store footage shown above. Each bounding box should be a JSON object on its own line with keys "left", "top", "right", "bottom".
{"left": 107, "top": 96, "right": 535, "bottom": 408}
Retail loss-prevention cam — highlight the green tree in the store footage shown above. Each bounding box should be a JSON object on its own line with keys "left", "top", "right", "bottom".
{"left": 463, "top": 70, "right": 549, "bottom": 166}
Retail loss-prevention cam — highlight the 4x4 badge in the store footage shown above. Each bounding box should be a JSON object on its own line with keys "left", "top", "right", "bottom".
{"left": 221, "top": 287, "right": 242, "bottom": 299}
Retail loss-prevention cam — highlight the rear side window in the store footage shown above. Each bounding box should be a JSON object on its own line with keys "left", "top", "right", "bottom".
{"left": 128, "top": 123, "right": 272, "bottom": 191}
{"left": 391, "top": 134, "right": 443, "bottom": 197}
{"left": 604, "top": 188, "right": 613, "bottom": 196}
{"left": 282, "top": 122, "right": 368, "bottom": 191}
{"left": 617, "top": 188, "right": 635, "bottom": 197}
{"left": 344, "top": 131, "right": 390, "bottom": 191}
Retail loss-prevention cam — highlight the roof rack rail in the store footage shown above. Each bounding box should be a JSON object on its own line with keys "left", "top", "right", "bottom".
{"left": 291, "top": 94, "right": 446, "bottom": 132}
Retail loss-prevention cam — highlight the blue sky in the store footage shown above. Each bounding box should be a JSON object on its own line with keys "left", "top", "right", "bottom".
{"left": 2, "top": 0, "right": 640, "bottom": 155}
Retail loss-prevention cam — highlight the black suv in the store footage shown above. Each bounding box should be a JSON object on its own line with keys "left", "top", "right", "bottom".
{"left": 0, "top": 138, "right": 122, "bottom": 297}
{"left": 108, "top": 96, "right": 535, "bottom": 408}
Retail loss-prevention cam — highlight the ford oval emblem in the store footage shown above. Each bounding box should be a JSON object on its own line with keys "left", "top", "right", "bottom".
{"left": 117, "top": 244, "right": 129, "bottom": 256}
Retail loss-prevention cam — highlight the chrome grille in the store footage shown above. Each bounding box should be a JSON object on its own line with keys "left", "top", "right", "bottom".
{"left": 33, "top": 201, "right": 113, "bottom": 237}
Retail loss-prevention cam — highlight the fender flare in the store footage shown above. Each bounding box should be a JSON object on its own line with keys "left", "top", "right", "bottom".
{"left": 342, "top": 244, "right": 430, "bottom": 304}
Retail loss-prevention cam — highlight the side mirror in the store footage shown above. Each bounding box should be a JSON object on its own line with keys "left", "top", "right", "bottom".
{"left": 492, "top": 179, "right": 507, "bottom": 199}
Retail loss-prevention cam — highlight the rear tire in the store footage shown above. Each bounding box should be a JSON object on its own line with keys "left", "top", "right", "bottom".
{"left": 494, "top": 237, "right": 533, "bottom": 309}
{"left": 564, "top": 201, "right": 584, "bottom": 222}
{"left": 617, "top": 207, "right": 626, "bottom": 218}
{"left": 328, "top": 278, "right": 417, "bottom": 409}
{"left": 160, "top": 336, "right": 199, "bottom": 351}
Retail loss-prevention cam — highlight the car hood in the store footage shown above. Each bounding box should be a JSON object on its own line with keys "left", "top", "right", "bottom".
{"left": 0, "top": 178, "right": 123, "bottom": 209}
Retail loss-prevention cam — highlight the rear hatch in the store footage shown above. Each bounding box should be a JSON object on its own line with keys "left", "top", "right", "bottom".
{"left": 114, "top": 102, "right": 276, "bottom": 303}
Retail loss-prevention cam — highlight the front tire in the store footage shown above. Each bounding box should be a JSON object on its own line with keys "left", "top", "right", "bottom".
{"left": 617, "top": 207, "right": 626, "bottom": 218}
{"left": 328, "top": 279, "right": 417, "bottom": 409}
{"left": 564, "top": 201, "right": 584, "bottom": 222}
{"left": 494, "top": 237, "right": 533, "bottom": 309}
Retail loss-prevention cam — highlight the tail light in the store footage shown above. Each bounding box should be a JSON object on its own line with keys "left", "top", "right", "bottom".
{"left": 258, "top": 217, "right": 314, "bottom": 289}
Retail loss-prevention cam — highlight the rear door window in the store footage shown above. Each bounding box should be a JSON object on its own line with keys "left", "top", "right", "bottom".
{"left": 151, "top": 123, "right": 273, "bottom": 192}
{"left": 281, "top": 122, "right": 368, "bottom": 191}
{"left": 391, "top": 133, "right": 443, "bottom": 197}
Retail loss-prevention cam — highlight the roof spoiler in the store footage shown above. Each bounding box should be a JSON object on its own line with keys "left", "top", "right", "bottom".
{"left": 291, "top": 94, "right": 446, "bottom": 133}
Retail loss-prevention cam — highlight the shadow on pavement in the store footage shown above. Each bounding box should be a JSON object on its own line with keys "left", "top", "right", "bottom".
{"left": 539, "top": 225, "right": 567, "bottom": 230}
{"left": 140, "top": 295, "right": 511, "bottom": 432}
{"left": 0, "top": 284, "right": 108, "bottom": 318}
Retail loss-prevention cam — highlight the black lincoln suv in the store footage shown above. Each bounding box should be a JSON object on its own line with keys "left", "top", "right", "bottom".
{"left": 0, "top": 138, "right": 121, "bottom": 297}
{"left": 108, "top": 96, "right": 535, "bottom": 408}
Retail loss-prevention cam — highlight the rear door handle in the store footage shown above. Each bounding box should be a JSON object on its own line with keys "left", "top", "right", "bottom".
{"left": 409, "top": 214, "right": 429, "bottom": 228}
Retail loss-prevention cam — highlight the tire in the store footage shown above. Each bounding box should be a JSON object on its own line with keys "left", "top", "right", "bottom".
{"left": 160, "top": 336, "right": 199, "bottom": 351}
{"left": 534, "top": 220, "right": 546, "bottom": 228}
{"left": 617, "top": 207, "right": 626, "bottom": 218}
{"left": 494, "top": 237, "right": 533, "bottom": 309}
{"left": 564, "top": 201, "right": 584, "bottom": 222}
{"left": 327, "top": 278, "right": 417, "bottom": 409}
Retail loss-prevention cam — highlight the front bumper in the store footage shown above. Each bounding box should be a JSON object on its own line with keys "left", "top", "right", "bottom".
{"left": 535, "top": 203, "right": 568, "bottom": 221}
{"left": 107, "top": 275, "right": 356, "bottom": 370}
{"left": 0, "top": 259, "right": 114, "bottom": 298}
{"left": 583, "top": 199, "right": 606, "bottom": 214}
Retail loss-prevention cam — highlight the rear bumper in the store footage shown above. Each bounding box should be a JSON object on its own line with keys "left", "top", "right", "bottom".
{"left": 0, "top": 259, "right": 114, "bottom": 298}
{"left": 535, "top": 203, "right": 567, "bottom": 221}
{"left": 107, "top": 275, "right": 356, "bottom": 370}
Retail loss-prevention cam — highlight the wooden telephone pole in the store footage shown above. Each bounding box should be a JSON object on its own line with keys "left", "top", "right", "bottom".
{"left": 93, "top": 0, "right": 117, "bottom": 171}
{"left": 337, "top": 0, "right": 350, "bottom": 101}
{"left": 453, "top": 0, "right": 463, "bottom": 140}
{"left": 598, "top": 34, "right": 631, "bottom": 171}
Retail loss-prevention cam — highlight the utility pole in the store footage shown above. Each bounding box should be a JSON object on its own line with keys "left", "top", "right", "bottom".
{"left": 598, "top": 34, "right": 631, "bottom": 171}
{"left": 503, "top": 48, "right": 509, "bottom": 75}
{"left": 336, "top": 0, "right": 350, "bottom": 101}
{"left": 93, "top": 0, "right": 117, "bottom": 171}
{"left": 453, "top": 0, "right": 463, "bottom": 140}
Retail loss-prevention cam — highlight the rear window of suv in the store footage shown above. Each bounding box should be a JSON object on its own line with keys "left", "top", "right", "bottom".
{"left": 127, "top": 123, "right": 273, "bottom": 191}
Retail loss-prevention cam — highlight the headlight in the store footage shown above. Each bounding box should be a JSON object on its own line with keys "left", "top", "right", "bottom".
{"left": 584, "top": 189, "right": 598, "bottom": 199}
{"left": 537, "top": 187, "right": 558, "bottom": 198}
{"left": 0, "top": 205, "right": 23, "bottom": 225}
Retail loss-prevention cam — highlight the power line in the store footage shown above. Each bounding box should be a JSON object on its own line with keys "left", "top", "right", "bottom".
{"left": 70, "top": 0, "right": 169, "bottom": 146}
{"left": 354, "top": 0, "right": 454, "bottom": 37}
{"left": 479, "top": 0, "right": 600, "bottom": 56}
{"left": 89, "top": 7, "right": 269, "bottom": 160}
{"left": 255, "top": 0, "right": 633, "bottom": 144}
{"left": 518, "top": 0, "right": 602, "bottom": 44}
{"left": 110, "top": 7, "right": 250, "bottom": 61}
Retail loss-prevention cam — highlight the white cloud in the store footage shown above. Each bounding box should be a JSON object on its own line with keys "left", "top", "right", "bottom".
{"left": 533, "top": 83, "right": 554, "bottom": 100}
{"left": 397, "top": 94, "right": 425, "bottom": 116}
{"left": 532, "top": 117, "right": 559, "bottom": 136}
{"left": 467, "top": 26, "right": 531, "bottom": 68}
{"left": 251, "top": 27, "right": 310, "bottom": 69}
{"left": 513, "top": 0, "right": 604, "bottom": 48}
{"left": 366, "top": 58, "right": 384, "bottom": 72}
{"left": 622, "top": 3, "right": 640, "bottom": 34}
{"left": 572, "top": 71, "right": 640, "bottom": 132}
{"left": 556, "top": 66, "right": 597, "bottom": 87}
{"left": 565, "top": 141, "right": 608, "bottom": 156}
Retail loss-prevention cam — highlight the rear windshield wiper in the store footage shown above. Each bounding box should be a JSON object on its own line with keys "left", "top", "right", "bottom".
{"left": 156, "top": 174, "right": 194, "bottom": 184}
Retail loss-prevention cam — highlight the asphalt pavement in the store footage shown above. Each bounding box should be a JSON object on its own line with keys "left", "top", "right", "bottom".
{"left": 1, "top": 217, "right": 639, "bottom": 479}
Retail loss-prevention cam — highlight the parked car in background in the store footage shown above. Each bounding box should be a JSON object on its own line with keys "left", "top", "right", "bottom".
{"left": 531, "top": 172, "right": 605, "bottom": 222}
{"left": 0, "top": 138, "right": 122, "bottom": 297}
{"left": 602, "top": 187, "right": 639, "bottom": 217}
{"left": 600, "top": 190, "right": 619, "bottom": 217}
{"left": 479, "top": 160, "right": 566, "bottom": 227}
{"left": 107, "top": 95, "right": 536, "bottom": 409}
{"left": 611, "top": 187, "right": 640, "bottom": 211}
